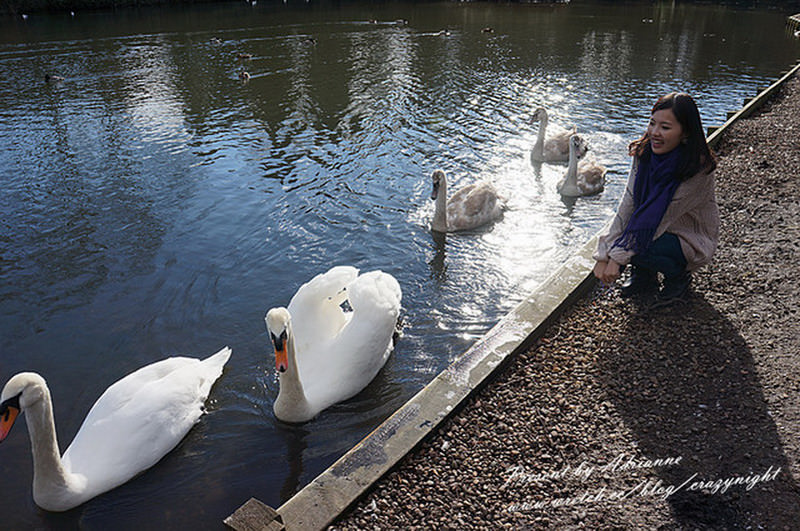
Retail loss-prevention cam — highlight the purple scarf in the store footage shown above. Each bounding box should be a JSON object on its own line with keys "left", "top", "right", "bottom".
{"left": 613, "top": 147, "right": 683, "bottom": 254}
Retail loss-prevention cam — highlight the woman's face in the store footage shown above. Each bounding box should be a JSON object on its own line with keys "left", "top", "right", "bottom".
{"left": 648, "top": 108, "right": 685, "bottom": 155}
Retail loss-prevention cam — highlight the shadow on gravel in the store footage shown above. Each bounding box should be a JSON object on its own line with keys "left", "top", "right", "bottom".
{"left": 598, "top": 292, "right": 800, "bottom": 529}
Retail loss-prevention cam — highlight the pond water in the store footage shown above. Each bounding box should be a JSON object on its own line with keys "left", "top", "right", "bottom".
{"left": 1, "top": 0, "right": 798, "bottom": 528}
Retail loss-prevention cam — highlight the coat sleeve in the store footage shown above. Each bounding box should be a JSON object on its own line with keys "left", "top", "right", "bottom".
{"left": 593, "top": 158, "right": 637, "bottom": 266}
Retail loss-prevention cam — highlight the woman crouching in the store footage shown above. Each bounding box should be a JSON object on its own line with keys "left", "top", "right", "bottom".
{"left": 593, "top": 92, "right": 720, "bottom": 303}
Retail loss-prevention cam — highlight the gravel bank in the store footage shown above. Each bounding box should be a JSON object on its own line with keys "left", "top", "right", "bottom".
{"left": 331, "top": 73, "right": 800, "bottom": 529}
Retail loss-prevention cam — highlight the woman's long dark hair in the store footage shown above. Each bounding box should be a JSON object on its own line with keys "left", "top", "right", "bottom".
{"left": 629, "top": 92, "right": 717, "bottom": 180}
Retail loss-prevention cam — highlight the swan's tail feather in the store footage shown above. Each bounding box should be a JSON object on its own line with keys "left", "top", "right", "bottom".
{"left": 198, "top": 346, "right": 232, "bottom": 398}
{"left": 203, "top": 346, "right": 232, "bottom": 369}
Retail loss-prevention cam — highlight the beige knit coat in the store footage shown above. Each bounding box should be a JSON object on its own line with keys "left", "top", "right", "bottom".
{"left": 594, "top": 157, "right": 720, "bottom": 272}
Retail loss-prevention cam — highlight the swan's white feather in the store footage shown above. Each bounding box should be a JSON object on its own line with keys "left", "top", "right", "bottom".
{"left": 288, "top": 265, "right": 358, "bottom": 362}
{"left": 1, "top": 347, "right": 230, "bottom": 511}
{"left": 303, "top": 270, "right": 400, "bottom": 407}
{"left": 268, "top": 267, "right": 401, "bottom": 422}
{"left": 61, "top": 349, "right": 229, "bottom": 496}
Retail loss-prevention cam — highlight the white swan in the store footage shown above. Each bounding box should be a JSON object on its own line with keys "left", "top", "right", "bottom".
{"left": 265, "top": 266, "right": 401, "bottom": 423}
{"left": 531, "top": 107, "right": 587, "bottom": 163}
{"left": 557, "top": 134, "right": 607, "bottom": 197}
{"left": 0, "top": 347, "right": 231, "bottom": 512}
{"left": 430, "top": 169, "right": 504, "bottom": 232}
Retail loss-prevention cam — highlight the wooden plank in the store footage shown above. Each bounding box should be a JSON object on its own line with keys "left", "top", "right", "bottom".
{"left": 225, "top": 498, "right": 284, "bottom": 531}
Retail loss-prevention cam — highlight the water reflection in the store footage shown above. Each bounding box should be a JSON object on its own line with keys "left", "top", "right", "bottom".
{"left": 277, "top": 423, "right": 309, "bottom": 501}
{"left": 0, "top": 1, "right": 798, "bottom": 528}
{"left": 428, "top": 230, "right": 448, "bottom": 285}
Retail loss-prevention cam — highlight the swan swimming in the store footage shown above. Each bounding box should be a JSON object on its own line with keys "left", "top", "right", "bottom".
{"left": 0, "top": 347, "right": 231, "bottom": 512}
{"left": 531, "top": 107, "right": 587, "bottom": 163}
{"left": 557, "top": 134, "right": 607, "bottom": 197}
{"left": 265, "top": 266, "right": 401, "bottom": 423}
{"left": 430, "top": 169, "right": 504, "bottom": 232}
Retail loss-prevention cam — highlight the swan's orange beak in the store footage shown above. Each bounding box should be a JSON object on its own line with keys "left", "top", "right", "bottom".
{"left": 275, "top": 346, "right": 288, "bottom": 373}
{"left": 0, "top": 397, "right": 20, "bottom": 443}
{"left": 272, "top": 331, "right": 288, "bottom": 373}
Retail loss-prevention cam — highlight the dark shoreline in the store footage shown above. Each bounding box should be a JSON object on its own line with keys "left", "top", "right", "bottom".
{"left": 2, "top": 0, "right": 572, "bottom": 18}
{"left": 7, "top": 0, "right": 798, "bottom": 19}
{"left": 2, "top": 0, "right": 217, "bottom": 17}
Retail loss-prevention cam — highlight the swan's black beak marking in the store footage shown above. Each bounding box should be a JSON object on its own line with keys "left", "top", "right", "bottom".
{"left": 431, "top": 181, "right": 439, "bottom": 200}
{"left": 0, "top": 393, "right": 21, "bottom": 443}
{"left": 271, "top": 331, "right": 286, "bottom": 352}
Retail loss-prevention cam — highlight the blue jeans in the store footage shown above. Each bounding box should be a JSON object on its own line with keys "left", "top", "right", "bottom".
{"left": 630, "top": 233, "right": 687, "bottom": 280}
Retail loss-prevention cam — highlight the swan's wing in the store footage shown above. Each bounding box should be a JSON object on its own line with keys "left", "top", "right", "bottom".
{"left": 551, "top": 122, "right": 574, "bottom": 146}
{"left": 69, "top": 357, "right": 196, "bottom": 418}
{"left": 62, "top": 347, "right": 230, "bottom": 497}
{"left": 347, "top": 270, "right": 402, "bottom": 316}
{"left": 578, "top": 156, "right": 607, "bottom": 194}
{"left": 302, "top": 271, "right": 401, "bottom": 407}
{"left": 287, "top": 266, "right": 358, "bottom": 356}
{"left": 544, "top": 138, "right": 570, "bottom": 161}
{"left": 541, "top": 121, "right": 575, "bottom": 161}
{"left": 582, "top": 168, "right": 607, "bottom": 190}
{"left": 448, "top": 182, "right": 477, "bottom": 204}
{"left": 288, "top": 266, "right": 358, "bottom": 315}
{"left": 447, "top": 182, "right": 503, "bottom": 230}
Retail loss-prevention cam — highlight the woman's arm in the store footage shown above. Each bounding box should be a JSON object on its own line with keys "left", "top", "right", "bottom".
{"left": 594, "top": 158, "right": 638, "bottom": 265}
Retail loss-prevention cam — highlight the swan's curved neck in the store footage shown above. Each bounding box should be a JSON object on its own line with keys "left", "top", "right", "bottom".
{"left": 532, "top": 114, "right": 548, "bottom": 158}
{"left": 566, "top": 144, "right": 579, "bottom": 182}
{"left": 25, "top": 386, "right": 75, "bottom": 504}
{"left": 432, "top": 176, "right": 448, "bottom": 232}
{"left": 274, "top": 326, "right": 314, "bottom": 423}
{"left": 559, "top": 143, "right": 581, "bottom": 196}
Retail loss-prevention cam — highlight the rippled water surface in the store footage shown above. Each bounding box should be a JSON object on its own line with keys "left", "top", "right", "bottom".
{"left": 1, "top": 1, "right": 798, "bottom": 528}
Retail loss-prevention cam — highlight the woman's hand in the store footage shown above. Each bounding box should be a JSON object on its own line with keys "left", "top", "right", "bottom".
{"left": 594, "top": 259, "right": 622, "bottom": 285}
{"left": 593, "top": 260, "right": 607, "bottom": 281}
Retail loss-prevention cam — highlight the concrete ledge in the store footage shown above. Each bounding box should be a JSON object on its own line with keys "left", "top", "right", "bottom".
{"left": 225, "top": 62, "right": 800, "bottom": 531}
{"left": 707, "top": 60, "right": 800, "bottom": 149}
